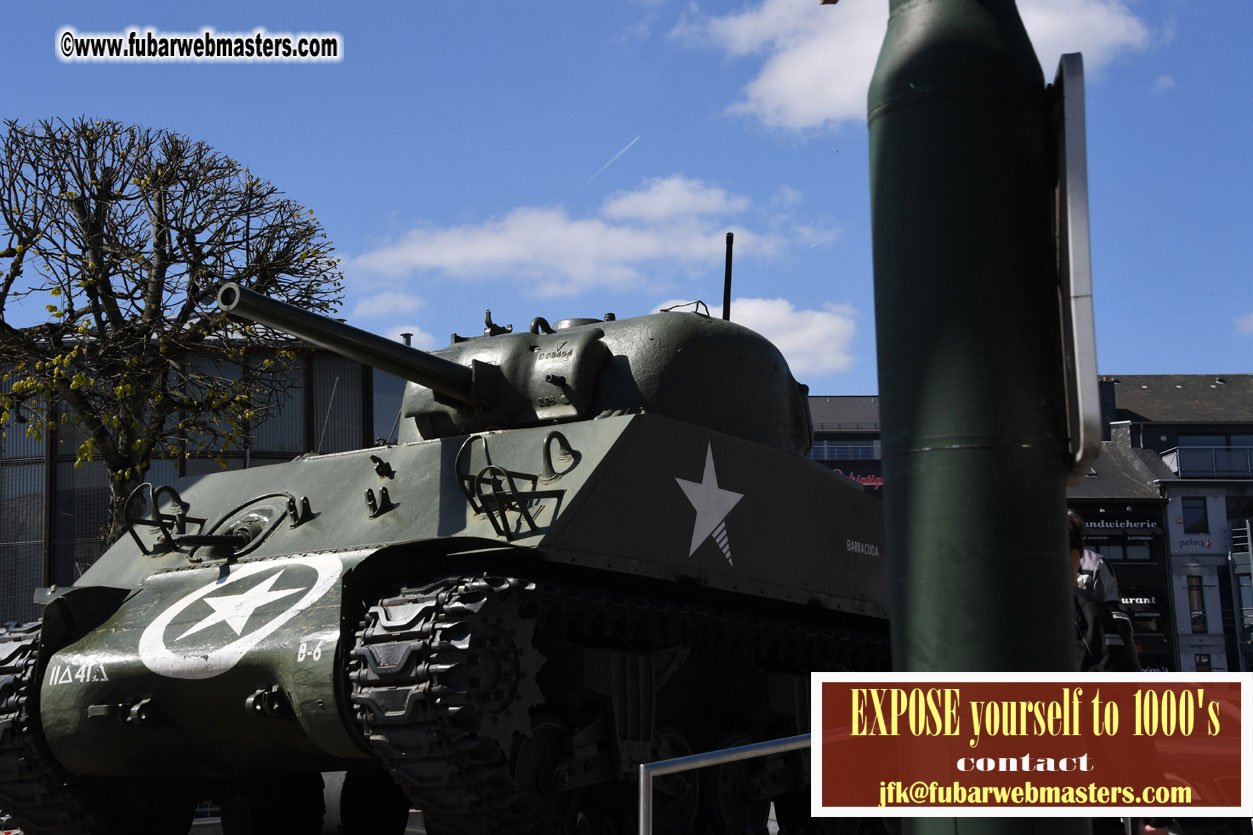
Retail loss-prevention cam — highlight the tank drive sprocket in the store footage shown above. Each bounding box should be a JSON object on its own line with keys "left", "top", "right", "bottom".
{"left": 0, "top": 621, "right": 104, "bottom": 835}
{"left": 349, "top": 575, "right": 545, "bottom": 834}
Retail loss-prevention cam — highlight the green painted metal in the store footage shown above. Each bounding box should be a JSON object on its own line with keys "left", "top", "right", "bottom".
{"left": 869, "top": 0, "right": 1071, "bottom": 673}
{"left": 30, "top": 294, "right": 887, "bottom": 788}
{"left": 220, "top": 282, "right": 814, "bottom": 454}
{"left": 41, "top": 550, "right": 367, "bottom": 775}
{"left": 868, "top": 1, "right": 1085, "bottom": 833}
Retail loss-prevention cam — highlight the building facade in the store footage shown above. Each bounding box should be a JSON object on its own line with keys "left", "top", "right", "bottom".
{"left": 807, "top": 396, "right": 882, "bottom": 495}
{"left": 807, "top": 375, "right": 1253, "bottom": 673}
{"left": 0, "top": 354, "right": 403, "bottom": 624}
{"left": 1066, "top": 421, "right": 1174, "bottom": 671}
{"left": 1097, "top": 375, "right": 1253, "bottom": 672}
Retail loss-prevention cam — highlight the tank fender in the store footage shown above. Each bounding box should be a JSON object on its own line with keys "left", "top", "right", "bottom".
{"left": 343, "top": 536, "right": 518, "bottom": 603}
{"left": 34, "top": 585, "right": 135, "bottom": 657}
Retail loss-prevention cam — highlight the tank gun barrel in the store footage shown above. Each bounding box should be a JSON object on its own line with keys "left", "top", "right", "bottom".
{"left": 216, "top": 282, "right": 480, "bottom": 406}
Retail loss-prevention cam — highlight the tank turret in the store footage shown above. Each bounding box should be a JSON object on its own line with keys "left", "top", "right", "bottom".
{"left": 218, "top": 281, "right": 812, "bottom": 453}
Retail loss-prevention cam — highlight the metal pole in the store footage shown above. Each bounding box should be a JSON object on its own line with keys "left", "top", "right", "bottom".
{"left": 722, "top": 232, "right": 734, "bottom": 321}
{"left": 638, "top": 733, "right": 810, "bottom": 835}
{"left": 868, "top": 1, "right": 1084, "bottom": 835}
{"left": 42, "top": 397, "right": 55, "bottom": 586}
{"left": 216, "top": 282, "right": 479, "bottom": 405}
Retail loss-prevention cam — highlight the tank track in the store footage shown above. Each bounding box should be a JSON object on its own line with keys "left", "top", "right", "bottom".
{"left": 0, "top": 621, "right": 104, "bottom": 835}
{"left": 349, "top": 576, "right": 543, "bottom": 834}
{"left": 350, "top": 574, "right": 888, "bottom": 835}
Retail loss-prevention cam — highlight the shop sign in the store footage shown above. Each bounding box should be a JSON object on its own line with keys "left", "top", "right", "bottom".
{"left": 818, "top": 461, "right": 884, "bottom": 492}
{"left": 1175, "top": 536, "right": 1219, "bottom": 554}
{"left": 831, "top": 469, "right": 883, "bottom": 491}
{"left": 1085, "top": 517, "right": 1160, "bottom": 532}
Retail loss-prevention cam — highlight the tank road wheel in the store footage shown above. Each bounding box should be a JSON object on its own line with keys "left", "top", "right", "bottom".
{"left": 512, "top": 715, "right": 582, "bottom": 831}
{"left": 565, "top": 729, "right": 696, "bottom": 835}
{"left": 650, "top": 729, "right": 698, "bottom": 834}
{"left": 219, "top": 773, "right": 325, "bottom": 835}
{"left": 695, "top": 731, "right": 771, "bottom": 835}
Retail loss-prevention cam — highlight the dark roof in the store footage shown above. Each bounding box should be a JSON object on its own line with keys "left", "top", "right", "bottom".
{"left": 1106, "top": 374, "right": 1253, "bottom": 424}
{"left": 809, "top": 395, "right": 879, "bottom": 431}
{"left": 1066, "top": 424, "right": 1173, "bottom": 500}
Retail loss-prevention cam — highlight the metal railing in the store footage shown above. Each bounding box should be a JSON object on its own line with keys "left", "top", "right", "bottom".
{"left": 1161, "top": 446, "right": 1253, "bottom": 479}
{"left": 811, "top": 421, "right": 879, "bottom": 431}
{"left": 637, "top": 733, "right": 810, "bottom": 835}
{"left": 808, "top": 441, "right": 881, "bottom": 460}
{"left": 1232, "top": 519, "right": 1251, "bottom": 556}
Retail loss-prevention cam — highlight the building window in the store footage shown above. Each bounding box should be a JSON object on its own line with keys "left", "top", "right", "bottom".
{"left": 1182, "top": 497, "right": 1209, "bottom": 534}
{"left": 1178, "top": 435, "right": 1225, "bottom": 447}
{"left": 1187, "top": 575, "right": 1207, "bottom": 633}
{"left": 1194, "top": 654, "right": 1211, "bottom": 672}
{"left": 1090, "top": 543, "right": 1122, "bottom": 560}
{"left": 1091, "top": 542, "right": 1153, "bottom": 562}
{"left": 373, "top": 369, "right": 406, "bottom": 444}
{"left": 1239, "top": 575, "right": 1253, "bottom": 630}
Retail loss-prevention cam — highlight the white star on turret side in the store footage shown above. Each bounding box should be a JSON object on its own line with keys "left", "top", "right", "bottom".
{"left": 675, "top": 444, "right": 743, "bottom": 564}
{"left": 176, "top": 570, "right": 303, "bottom": 641}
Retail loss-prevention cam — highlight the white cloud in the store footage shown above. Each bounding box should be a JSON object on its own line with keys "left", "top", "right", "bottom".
{"left": 1155, "top": 14, "right": 1177, "bottom": 49}
{"left": 770, "top": 185, "right": 804, "bottom": 210}
{"left": 677, "top": 0, "right": 1152, "bottom": 131}
{"left": 1018, "top": 0, "right": 1150, "bottom": 75}
{"left": 384, "top": 324, "right": 437, "bottom": 350}
{"left": 700, "top": 0, "right": 884, "bottom": 130}
{"left": 621, "top": 11, "right": 659, "bottom": 41}
{"left": 656, "top": 296, "right": 857, "bottom": 376}
{"left": 793, "top": 224, "right": 841, "bottom": 248}
{"left": 350, "top": 290, "right": 424, "bottom": 319}
{"left": 601, "top": 176, "right": 749, "bottom": 222}
{"left": 354, "top": 175, "right": 785, "bottom": 296}
{"left": 1236, "top": 314, "right": 1253, "bottom": 335}
{"left": 1153, "top": 74, "right": 1177, "bottom": 93}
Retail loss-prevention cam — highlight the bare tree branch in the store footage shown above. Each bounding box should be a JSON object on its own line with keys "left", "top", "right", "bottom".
{"left": 0, "top": 116, "right": 343, "bottom": 544}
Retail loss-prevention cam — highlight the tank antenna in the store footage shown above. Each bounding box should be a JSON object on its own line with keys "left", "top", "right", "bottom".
{"left": 316, "top": 376, "right": 340, "bottom": 454}
{"left": 722, "top": 232, "right": 733, "bottom": 321}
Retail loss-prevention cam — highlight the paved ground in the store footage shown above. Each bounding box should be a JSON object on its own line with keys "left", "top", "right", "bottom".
{"left": 12, "top": 806, "right": 783, "bottom": 833}
{"left": 188, "top": 810, "right": 428, "bottom": 833}
{"left": 184, "top": 807, "right": 783, "bottom": 834}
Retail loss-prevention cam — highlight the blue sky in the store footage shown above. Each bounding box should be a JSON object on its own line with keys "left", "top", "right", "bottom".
{"left": 6, "top": 0, "right": 1249, "bottom": 395}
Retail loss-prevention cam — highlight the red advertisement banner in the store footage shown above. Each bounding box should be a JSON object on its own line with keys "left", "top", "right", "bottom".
{"left": 812, "top": 674, "right": 1250, "bottom": 816}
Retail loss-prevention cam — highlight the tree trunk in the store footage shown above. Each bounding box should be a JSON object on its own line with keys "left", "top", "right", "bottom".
{"left": 103, "top": 474, "right": 143, "bottom": 549}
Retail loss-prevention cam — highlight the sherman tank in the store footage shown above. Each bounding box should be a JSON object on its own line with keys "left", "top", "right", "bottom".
{"left": 0, "top": 282, "right": 889, "bottom": 835}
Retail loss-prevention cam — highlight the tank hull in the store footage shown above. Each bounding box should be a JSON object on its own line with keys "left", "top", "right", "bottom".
{"left": 64, "top": 413, "right": 886, "bottom": 616}
{"left": 40, "top": 549, "right": 371, "bottom": 776}
{"left": 14, "top": 413, "right": 887, "bottom": 833}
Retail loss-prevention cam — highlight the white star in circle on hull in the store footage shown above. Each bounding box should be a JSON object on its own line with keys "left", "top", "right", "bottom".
{"left": 176, "top": 570, "right": 303, "bottom": 641}
{"left": 675, "top": 444, "right": 743, "bottom": 564}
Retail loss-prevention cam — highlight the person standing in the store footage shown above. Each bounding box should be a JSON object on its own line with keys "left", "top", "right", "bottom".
{"left": 1069, "top": 511, "right": 1175, "bottom": 835}
{"left": 1069, "top": 511, "right": 1139, "bottom": 672}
